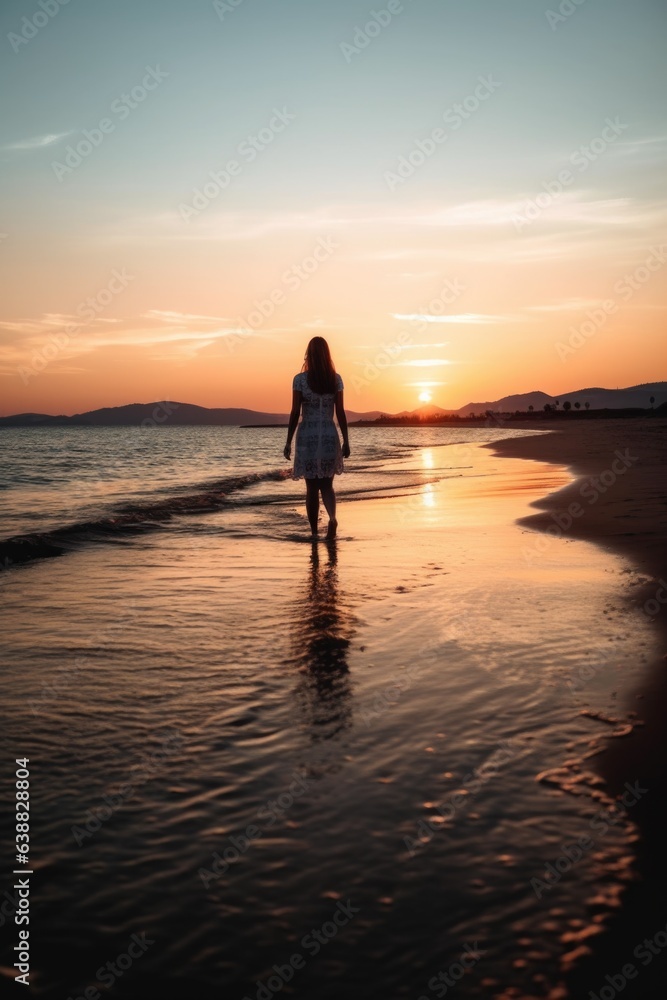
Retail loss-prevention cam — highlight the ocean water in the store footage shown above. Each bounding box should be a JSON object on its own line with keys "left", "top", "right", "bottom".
{"left": 0, "top": 426, "right": 659, "bottom": 999}
{"left": 0, "top": 425, "right": 537, "bottom": 539}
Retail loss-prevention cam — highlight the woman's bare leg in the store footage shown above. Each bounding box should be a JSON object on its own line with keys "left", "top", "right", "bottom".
{"left": 319, "top": 477, "right": 337, "bottom": 537}
{"left": 305, "top": 478, "right": 320, "bottom": 534}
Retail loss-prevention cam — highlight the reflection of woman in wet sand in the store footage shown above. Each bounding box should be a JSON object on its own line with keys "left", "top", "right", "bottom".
{"left": 291, "top": 540, "right": 354, "bottom": 743}
{"left": 284, "top": 337, "right": 350, "bottom": 539}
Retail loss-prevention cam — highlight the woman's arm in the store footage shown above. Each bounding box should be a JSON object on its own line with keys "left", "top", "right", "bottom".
{"left": 335, "top": 389, "right": 350, "bottom": 458}
{"left": 284, "top": 390, "right": 302, "bottom": 459}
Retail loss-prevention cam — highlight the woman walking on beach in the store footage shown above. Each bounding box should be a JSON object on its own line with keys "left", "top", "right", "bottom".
{"left": 284, "top": 337, "right": 350, "bottom": 539}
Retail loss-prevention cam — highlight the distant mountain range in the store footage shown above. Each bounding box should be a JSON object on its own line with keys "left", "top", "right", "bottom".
{"left": 454, "top": 382, "right": 667, "bottom": 416}
{"left": 0, "top": 402, "right": 383, "bottom": 427}
{"left": 0, "top": 383, "right": 664, "bottom": 427}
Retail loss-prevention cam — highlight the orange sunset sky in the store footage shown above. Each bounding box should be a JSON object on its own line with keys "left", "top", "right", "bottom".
{"left": 1, "top": 0, "right": 665, "bottom": 416}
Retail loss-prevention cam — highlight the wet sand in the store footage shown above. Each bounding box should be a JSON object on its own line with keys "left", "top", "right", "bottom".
{"left": 487, "top": 417, "right": 667, "bottom": 999}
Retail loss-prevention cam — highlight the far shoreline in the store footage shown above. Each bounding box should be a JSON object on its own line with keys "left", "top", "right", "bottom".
{"left": 242, "top": 410, "right": 664, "bottom": 429}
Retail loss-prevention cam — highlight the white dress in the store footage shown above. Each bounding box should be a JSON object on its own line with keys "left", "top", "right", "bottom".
{"left": 292, "top": 371, "right": 345, "bottom": 480}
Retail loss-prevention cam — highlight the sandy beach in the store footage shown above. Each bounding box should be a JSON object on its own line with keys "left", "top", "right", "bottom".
{"left": 488, "top": 416, "right": 667, "bottom": 999}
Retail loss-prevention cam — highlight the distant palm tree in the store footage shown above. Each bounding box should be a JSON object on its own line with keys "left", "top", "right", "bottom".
{"left": 563, "top": 400, "right": 572, "bottom": 411}
{"left": 584, "top": 401, "right": 590, "bottom": 410}
{"left": 574, "top": 401, "right": 581, "bottom": 409}
{"left": 650, "top": 396, "right": 655, "bottom": 407}
{"left": 543, "top": 403, "right": 552, "bottom": 412}
{"left": 554, "top": 399, "right": 559, "bottom": 408}
{"left": 528, "top": 405, "right": 533, "bottom": 412}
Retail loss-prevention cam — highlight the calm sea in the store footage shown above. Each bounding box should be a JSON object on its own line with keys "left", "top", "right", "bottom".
{"left": 0, "top": 425, "right": 531, "bottom": 539}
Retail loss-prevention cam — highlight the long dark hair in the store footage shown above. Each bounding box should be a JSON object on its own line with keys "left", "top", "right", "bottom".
{"left": 302, "top": 337, "right": 337, "bottom": 394}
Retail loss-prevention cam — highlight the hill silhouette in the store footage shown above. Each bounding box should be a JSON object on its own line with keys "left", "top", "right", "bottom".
{"left": 0, "top": 383, "right": 664, "bottom": 426}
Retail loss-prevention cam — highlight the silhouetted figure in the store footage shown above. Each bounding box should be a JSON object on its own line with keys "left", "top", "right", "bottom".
{"left": 284, "top": 337, "right": 350, "bottom": 539}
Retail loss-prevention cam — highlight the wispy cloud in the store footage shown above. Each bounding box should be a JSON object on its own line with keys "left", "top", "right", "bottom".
{"left": 398, "top": 271, "right": 441, "bottom": 280}
{"left": 614, "top": 134, "right": 667, "bottom": 157}
{"left": 97, "top": 328, "right": 245, "bottom": 347}
{"left": 406, "top": 381, "right": 448, "bottom": 387}
{"left": 144, "top": 309, "right": 233, "bottom": 324}
{"left": 0, "top": 309, "right": 266, "bottom": 373}
{"left": 0, "top": 313, "right": 120, "bottom": 335}
{"left": 4, "top": 132, "right": 73, "bottom": 151}
{"left": 523, "top": 299, "right": 605, "bottom": 313}
{"left": 397, "top": 359, "right": 453, "bottom": 367}
{"left": 393, "top": 313, "right": 503, "bottom": 324}
{"left": 97, "top": 194, "right": 667, "bottom": 271}
{"left": 0, "top": 319, "right": 54, "bottom": 334}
